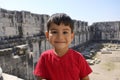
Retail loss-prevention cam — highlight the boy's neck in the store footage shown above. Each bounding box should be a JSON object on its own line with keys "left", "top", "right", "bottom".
{"left": 54, "top": 48, "right": 69, "bottom": 57}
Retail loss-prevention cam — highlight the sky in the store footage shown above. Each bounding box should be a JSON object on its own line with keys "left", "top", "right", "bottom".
{"left": 0, "top": 0, "right": 120, "bottom": 25}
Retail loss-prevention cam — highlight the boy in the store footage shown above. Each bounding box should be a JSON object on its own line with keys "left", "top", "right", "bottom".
{"left": 34, "top": 13, "right": 92, "bottom": 80}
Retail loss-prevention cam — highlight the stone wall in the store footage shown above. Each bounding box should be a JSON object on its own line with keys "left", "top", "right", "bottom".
{"left": 1, "top": 8, "right": 120, "bottom": 80}
{"left": 0, "top": 8, "right": 92, "bottom": 80}
{"left": 0, "top": 8, "right": 49, "bottom": 38}
{"left": 91, "top": 21, "right": 120, "bottom": 42}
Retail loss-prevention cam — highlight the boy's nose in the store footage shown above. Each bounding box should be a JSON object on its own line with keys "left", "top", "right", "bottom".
{"left": 57, "top": 33, "right": 63, "bottom": 39}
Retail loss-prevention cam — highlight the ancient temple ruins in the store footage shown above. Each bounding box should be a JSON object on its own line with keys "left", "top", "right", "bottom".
{"left": 0, "top": 8, "right": 120, "bottom": 80}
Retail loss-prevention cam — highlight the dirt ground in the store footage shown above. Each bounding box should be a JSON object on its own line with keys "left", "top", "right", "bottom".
{"left": 89, "top": 50, "right": 120, "bottom": 80}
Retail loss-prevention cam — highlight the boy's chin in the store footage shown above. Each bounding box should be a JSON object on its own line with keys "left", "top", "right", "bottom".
{"left": 54, "top": 47, "right": 68, "bottom": 50}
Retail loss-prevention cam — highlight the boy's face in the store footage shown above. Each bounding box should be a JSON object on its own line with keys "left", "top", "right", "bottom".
{"left": 46, "top": 23, "right": 74, "bottom": 50}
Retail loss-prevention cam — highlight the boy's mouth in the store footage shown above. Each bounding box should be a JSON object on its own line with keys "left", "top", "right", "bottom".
{"left": 54, "top": 41, "right": 65, "bottom": 43}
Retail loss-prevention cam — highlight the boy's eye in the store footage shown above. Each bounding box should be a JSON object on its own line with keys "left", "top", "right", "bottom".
{"left": 63, "top": 31, "right": 68, "bottom": 34}
{"left": 51, "top": 31, "right": 57, "bottom": 34}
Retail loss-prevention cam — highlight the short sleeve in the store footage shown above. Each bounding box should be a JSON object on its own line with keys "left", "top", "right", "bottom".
{"left": 34, "top": 54, "right": 48, "bottom": 78}
{"left": 79, "top": 55, "right": 92, "bottom": 79}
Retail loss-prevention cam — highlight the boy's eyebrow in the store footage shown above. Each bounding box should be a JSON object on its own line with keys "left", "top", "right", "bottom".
{"left": 50, "top": 29, "right": 57, "bottom": 30}
{"left": 63, "top": 29, "right": 70, "bottom": 30}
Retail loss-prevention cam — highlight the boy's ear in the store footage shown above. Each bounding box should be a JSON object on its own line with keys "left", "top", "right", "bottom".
{"left": 71, "top": 32, "right": 74, "bottom": 40}
{"left": 45, "top": 31, "right": 49, "bottom": 39}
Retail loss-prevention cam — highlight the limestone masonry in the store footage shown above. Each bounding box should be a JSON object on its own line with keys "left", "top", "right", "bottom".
{"left": 0, "top": 8, "right": 120, "bottom": 80}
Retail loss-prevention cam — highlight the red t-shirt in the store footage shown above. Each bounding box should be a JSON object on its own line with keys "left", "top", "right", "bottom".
{"left": 34, "top": 49, "right": 92, "bottom": 80}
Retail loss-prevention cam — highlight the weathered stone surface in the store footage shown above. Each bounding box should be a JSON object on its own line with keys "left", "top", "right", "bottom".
{"left": 0, "top": 8, "right": 92, "bottom": 79}
{"left": 91, "top": 21, "right": 120, "bottom": 42}
{"left": 1, "top": 8, "right": 120, "bottom": 80}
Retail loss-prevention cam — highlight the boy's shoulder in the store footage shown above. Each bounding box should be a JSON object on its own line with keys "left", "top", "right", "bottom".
{"left": 67, "top": 49, "right": 84, "bottom": 58}
{"left": 43, "top": 49, "right": 53, "bottom": 53}
{"left": 68, "top": 49, "right": 86, "bottom": 61}
{"left": 41, "top": 49, "right": 53, "bottom": 56}
{"left": 69, "top": 49, "right": 82, "bottom": 55}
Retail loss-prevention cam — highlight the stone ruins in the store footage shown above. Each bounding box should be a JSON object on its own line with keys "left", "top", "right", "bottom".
{"left": 0, "top": 8, "right": 120, "bottom": 80}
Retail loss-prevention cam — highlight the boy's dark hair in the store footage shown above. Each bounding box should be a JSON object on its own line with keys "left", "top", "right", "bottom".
{"left": 47, "top": 13, "right": 74, "bottom": 33}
